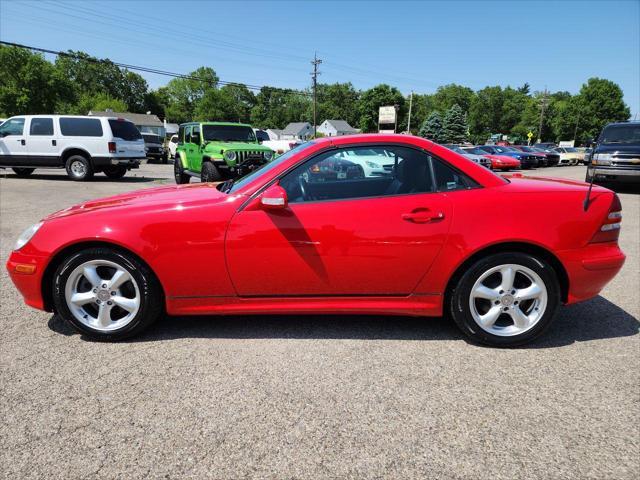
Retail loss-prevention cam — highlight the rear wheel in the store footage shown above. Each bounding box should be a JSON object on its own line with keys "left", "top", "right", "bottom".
{"left": 449, "top": 252, "right": 560, "bottom": 347}
{"left": 65, "top": 155, "right": 94, "bottom": 181}
{"left": 174, "top": 157, "right": 190, "bottom": 184}
{"left": 12, "top": 167, "right": 35, "bottom": 177}
{"left": 103, "top": 165, "right": 127, "bottom": 179}
{"left": 52, "top": 247, "right": 162, "bottom": 341}
{"left": 201, "top": 161, "right": 222, "bottom": 183}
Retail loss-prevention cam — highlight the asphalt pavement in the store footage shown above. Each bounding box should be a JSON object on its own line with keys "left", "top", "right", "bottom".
{"left": 0, "top": 163, "right": 638, "bottom": 479}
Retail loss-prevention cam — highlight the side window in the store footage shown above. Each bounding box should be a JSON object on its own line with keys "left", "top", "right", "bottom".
{"left": 29, "top": 118, "right": 54, "bottom": 136}
{"left": 280, "top": 145, "right": 434, "bottom": 203}
{"left": 59, "top": 118, "right": 103, "bottom": 137}
{"left": 185, "top": 126, "right": 192, "bottom": 144}
{"left": 192, "top": 125, "right": 201, "bottom": 144}
{"left": 0, "top": 118, "right": 25, "bottom": 136}
{"left": 177, "top": 126, "right": 185, "bottom": 144}
{"left": 432, "top": 158, "right": 479, "bottom": 191}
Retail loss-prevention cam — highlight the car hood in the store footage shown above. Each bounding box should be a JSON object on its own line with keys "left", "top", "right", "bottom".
{"left": 486, "top": 154, "right": 519, "bottom": 162}
{"left": 594, "top": 144, "right": 640, "bottom": 155}
{"left": 205, "top": 141, "right": 271, "bottom": 151}
{"left": 44, "top": 183, "right": 233, "bottom": 220}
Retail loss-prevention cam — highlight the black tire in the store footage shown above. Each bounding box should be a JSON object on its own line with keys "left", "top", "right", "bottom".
{"left": 449, "top": 252, "right": 561, "bottom": 347}
{"left": 65, "top": 154, "right": 94, "bottom": 181}
{"left": 162, "top": 155, "right": 168, "bottom": 164}
{"left": 52, "top": 247, "right": 163, "bottom": 341}
{"left": 12, "top": 167, "right": 35, "bottom": 177}
{"left": 103, "top": 165, "right": 127, "bottom": 179}
{"left": 174, "top": 157, "right": 190, "bottom": 184}
{"left": 201, "top": 161, "right": 222, "bottom": 182}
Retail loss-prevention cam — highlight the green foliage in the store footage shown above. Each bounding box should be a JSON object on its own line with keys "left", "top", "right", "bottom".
{"left": 0, "top": 45, "right": 74, "bottom": 116}
{"left": 250, "top": 87, "right": 310, "bottom": 129}
{"left": 161, "top": 67, "right": 219, "bottom": 123}
{"left": 419, "top": 111, "right": 445, "bottom": 143}
{"left": 442, "top": 104, "right": 468, "bottom": 144}
{"left": 432, "top": 84, "right": 474, "bottom": 114}
{"left": 312, "top": 82, "right": 360, "bottom": 127}
{"left": 357, "top": 84, "right": 405, "bottom": 132}
{"left": 81, "top": 92, "right": 128, "bottom": 113}
{"left": 572, "top": 78, "right": 630, "bottom": 143}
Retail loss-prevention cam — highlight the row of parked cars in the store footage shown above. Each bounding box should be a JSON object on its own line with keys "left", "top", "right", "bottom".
{"left": 443, "top": 143, "right": 588, "bottom": 171}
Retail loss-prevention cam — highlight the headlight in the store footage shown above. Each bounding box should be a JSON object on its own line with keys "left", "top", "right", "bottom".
{"left": 14, "top": 222, "right": 43, "bottom": 251}
{"left": 592, "top": 153, "right": 612, "bottom": 165}
{"left": 263, "top": 151, "right": 274, "bottom": 161}
{"left": 365, "top": 161, "right": 379, "bottom": 168}
{"left": 224, "top": 151, "right": 237, "bottom": 162}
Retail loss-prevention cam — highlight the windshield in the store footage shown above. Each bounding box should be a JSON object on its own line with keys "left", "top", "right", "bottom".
{"left": 599, "top": 125, "right": 640, "bottom": 145}
{"left": 563, "top": 147, "right": 578, "bottom": 152}
{"left": 203, "top": 125, "right": 256, "bottom": 142}
{"left": 463, "top": 147, "right": 486, "bottom": 155}
{"left": 228, "top": 141, "right": 316, "bottom": 193}
{"left": 493, "top": 146, "right": 514, "bottom": 153}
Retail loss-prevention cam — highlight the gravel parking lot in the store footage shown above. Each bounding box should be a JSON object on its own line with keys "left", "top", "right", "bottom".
{"left": 1, "top": 164, "right": 638, "bottom": 479}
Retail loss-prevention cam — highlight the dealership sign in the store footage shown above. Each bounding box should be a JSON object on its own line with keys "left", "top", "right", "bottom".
{"left": 379, "top": 106, "right": 397, "bottom": 124}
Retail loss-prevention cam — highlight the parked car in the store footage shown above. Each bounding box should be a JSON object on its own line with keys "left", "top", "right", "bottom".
{"left": 254, "top": 129, "right": 301, "bottom": 155}
{"left": 332, "top": 148, "right": 395, "bottom": 176}
{"left": 0, "top": 115, "right": 145, "bottom": 180}
{"left": 142, "top": 133, "right": 167, "bottom": 164}
{"left": 6, "top": 135, "right": 625, "bottom": 347}
{"left": 167, "top": 134, "right": 179, "bottom": 158}
{"left": 477, "top": 145, "right": 539, "bottom": 169}
{"left": 554, "top": 146, "right": 584, "bottom": 165}
{"left": 509, "top": 146, "right": 549, "bottom": 167}
{"left": 463, "top": 147, "right": 521, "bottom": 170}
{"left": 585, "top": 121, "right": 640, "bottom": 186}
{"left": 533, "top": 142, "right": 557, "bottom": 150}
{"left": 442, "top": 144, "right": 492, "bottom": 169}
{"left": 174, "top": 122, "right": 275, "bottom": 183}
{"left": 530, "top": 147, "right": 560, "bottom": 166}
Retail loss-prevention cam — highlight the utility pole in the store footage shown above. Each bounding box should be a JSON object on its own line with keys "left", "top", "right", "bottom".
{"left": 407, "top": 90, "right": 414, "bottom": 134}
{"left": 310, "top": 53, "right": 322, "bottom": 138}
{"left": 537, "top": 87, "right": 548, "bottom": 143}
{"left": 573, "top": 109, "right": 581, "bottom": 143}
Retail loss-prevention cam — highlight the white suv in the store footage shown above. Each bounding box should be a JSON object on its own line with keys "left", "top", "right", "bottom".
{"left": 0, "top": 115, "right": 146, "bottom": 180}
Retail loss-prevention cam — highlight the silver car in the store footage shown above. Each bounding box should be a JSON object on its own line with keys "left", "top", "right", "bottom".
{"left": 442, "top": 144, "right": 492, "bottom": 169}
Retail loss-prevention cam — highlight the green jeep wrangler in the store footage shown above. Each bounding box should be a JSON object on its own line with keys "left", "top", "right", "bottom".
{"left": 174, "top": 122, "right": 275, "bottom": 184}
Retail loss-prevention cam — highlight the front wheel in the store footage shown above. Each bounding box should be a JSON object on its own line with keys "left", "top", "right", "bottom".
{"left": 52, "top": 247, "right": 163, "bottom": 341}
{"left": 449, "top": 252, "right": 560, "bottom": 347}
{"left": 201, "top": 161, "right": 222, "bottom": 182}
{"left": 103, "top": 165, "right": 127, "bottom": 179}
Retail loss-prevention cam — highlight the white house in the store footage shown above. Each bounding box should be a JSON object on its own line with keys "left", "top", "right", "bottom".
{"left": 317, "top": 119, "right": 359, "bottom": 137}
{"left": 266, "top": 128, "right": 283, "bottom": 140}
{"left": 281, "top": 122, "right": 313, "bottom": 140}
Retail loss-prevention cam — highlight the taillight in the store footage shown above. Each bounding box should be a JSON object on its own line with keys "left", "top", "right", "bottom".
{"left": 108, "top": 141, "right": 117, "bottom": 153}
{"left": 590, "top": 194, "right": 622, "bottom": 243}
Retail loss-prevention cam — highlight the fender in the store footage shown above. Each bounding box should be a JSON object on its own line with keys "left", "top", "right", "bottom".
{"left": 176, "top": 150, "right": 188, "bottom": 169}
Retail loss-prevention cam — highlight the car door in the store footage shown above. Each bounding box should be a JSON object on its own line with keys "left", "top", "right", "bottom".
{"left": 187, "top": 124, "right": 203, "bottom": 172}
{"left": 225, "top": 145, "right": 455, "bottom": 297}
{"left": 0, "top": 117, "right": 29, "bottom": 166}
{"left": 26, "top": 117, "right": 59, "bottom": 166}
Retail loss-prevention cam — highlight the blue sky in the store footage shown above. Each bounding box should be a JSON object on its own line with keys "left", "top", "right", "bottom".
{"left": 1, "top": 0, "right": 638, "bottom": 116}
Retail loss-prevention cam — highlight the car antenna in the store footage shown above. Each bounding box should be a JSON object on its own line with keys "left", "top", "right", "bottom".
{"left": 583, "top": 167, "right": 596, "bottom": 211}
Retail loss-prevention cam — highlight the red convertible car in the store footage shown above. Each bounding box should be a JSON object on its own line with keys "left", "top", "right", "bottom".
{"left": 7, "top": 135, "right": 625, "bottom": 346}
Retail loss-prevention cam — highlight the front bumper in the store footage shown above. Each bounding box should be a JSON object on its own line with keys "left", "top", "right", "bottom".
{"left": 587, "top": 166, "right": 640, "bottom": 184}
{"left": 6, "top": 250, "right": 50, "bottom": 311}
{"left": 557, "top": 242, "right": 626, "bottom": 304}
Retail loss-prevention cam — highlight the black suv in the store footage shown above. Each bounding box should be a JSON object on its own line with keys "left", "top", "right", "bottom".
{"left": 586, "top": 122, "right": 640, "bottom": 186}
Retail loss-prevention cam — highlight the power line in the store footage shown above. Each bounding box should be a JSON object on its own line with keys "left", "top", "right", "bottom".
{"left": 0, "top": 41, "right": 313, "bottom": 98}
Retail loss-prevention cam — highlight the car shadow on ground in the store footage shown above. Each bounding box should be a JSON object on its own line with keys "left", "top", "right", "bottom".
{"left": 0, "top": 173, "right": 165, "bottom": 183}
{"left": 48, "top": 295, "right": 639, "bottom": 348}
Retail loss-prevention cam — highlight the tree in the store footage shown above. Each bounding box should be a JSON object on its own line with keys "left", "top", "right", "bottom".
{"left": 571, "top": 78, "right": 630, "bottom": 142}
{"left": 442, "top": 104, "right": 468, "bottom": 143}
{"left": 250, "top": 87, "right": 310, "bottom": 128}
{"left": 79, "top": 92, "right": 128, "bottom": 113}
{"left": 468, "top": 86, "right": 504, "bottom": 142}
{"left": 161, "top": 67, "right": 219, "bottom": 123}
{"left": 0, "top": 45, "right": 73, "bottom": 116}
{"left": 432, "top": 84, "right": 475, "bottom": 114}
{"left": 313, "top": 82, "right": 360, "bottom": 127}
{"left": 356, "top": 84, "right": 405, "bottom": 132}
{"left": 419, "top": 111, "right": 445, "bottom": 143}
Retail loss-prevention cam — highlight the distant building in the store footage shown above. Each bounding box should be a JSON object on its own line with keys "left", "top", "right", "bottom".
{"left": 281, "top": 122, "right": 313, "bottom": 140}
{"left": 88, "top": 110, "right": 165, "bottom": 137}
{"left": 266, "top": 128, "right": 283, "bottom": 140}
{"left": 317, "top": 119, "right": 359, "bottom": 137}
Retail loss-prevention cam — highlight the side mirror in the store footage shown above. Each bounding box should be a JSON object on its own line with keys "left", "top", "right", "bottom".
{"left": 260, "top": 184, "right": 288, "bottom": 210}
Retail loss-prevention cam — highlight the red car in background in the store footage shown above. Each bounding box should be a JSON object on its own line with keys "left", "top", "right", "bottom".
{"left": 463, "top": 147, "right": 521, "bottom": 170}
{"left": 7, "top": 135, "right": 625, "bottom": 347}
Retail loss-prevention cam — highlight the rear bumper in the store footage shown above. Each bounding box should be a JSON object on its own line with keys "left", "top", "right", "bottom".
{"left": 557, "top": 243, "right": 626, "bottom": 304}
{"left": 93, "top": 157, "right": 142, "bottom": 169}
{"left": 6, "top": 250, "right": 50, "bottom": 311}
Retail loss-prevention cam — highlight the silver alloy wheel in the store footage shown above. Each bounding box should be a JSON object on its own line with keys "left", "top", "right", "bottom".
{"left": 70, "top": 159, "right": 87, "bottom": 177}
{"left": 64, "top": 259, "right": 140, "bottom": 331}
{"left": 469, "top": 263, "right": 548, "bottom": 337}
